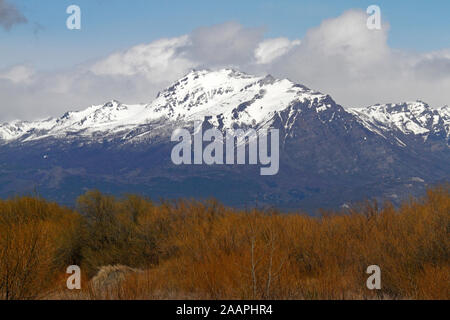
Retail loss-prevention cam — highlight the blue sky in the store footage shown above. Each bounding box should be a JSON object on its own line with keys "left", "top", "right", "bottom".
{"left": 2, "top": 0, "right": 450, "bottom": 70}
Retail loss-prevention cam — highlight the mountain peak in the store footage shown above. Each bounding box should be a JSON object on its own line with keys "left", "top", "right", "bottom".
{"left": 103, "top": 99, "right": 122, "bottom": 107}
{"left": 179, "top": 68, "right": 255, "bottom": 83}
{"left": 351, "top": 100, "right": 449, "bottom": 140}
{"left": 148, "top": 69, "right": 330, "bottom": 129}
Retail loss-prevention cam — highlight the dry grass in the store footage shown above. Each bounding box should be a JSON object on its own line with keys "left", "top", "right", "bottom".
{"left": 0, "top": 186, "right": 448, "bottom": 300}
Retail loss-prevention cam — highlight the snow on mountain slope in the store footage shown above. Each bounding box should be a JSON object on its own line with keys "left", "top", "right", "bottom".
{"left": 440, "top": 105, "right": 450, "bottom": 138}
{"left": 0, "top": 101, "right": 151, "bottom": 142}
{"left": 0, "top": 69, "right": 328, "bottom": 143}
{"left": 349, "top": 101, "right": 450, "bottom": 145}
{"left": 148, "top": 69, "right": 327, "bottom": 127}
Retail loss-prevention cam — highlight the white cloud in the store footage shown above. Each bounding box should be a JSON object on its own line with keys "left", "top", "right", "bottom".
{"left": 90, "top": 36, "right": 196, "bottom": 83}
{"left": 254, "top": 38, "right": 301, "bottom": 64}
{"left": 266, "top": 10, "right": 450, "bottom": 108}
{"left": 0, "top": 65, "right": 34, "bottom": 83}
{"left": 90, "top": 21, "right": 265, "bottom": 80}
{"left": 187, "top": 21, "right": 264, "bottom": 67}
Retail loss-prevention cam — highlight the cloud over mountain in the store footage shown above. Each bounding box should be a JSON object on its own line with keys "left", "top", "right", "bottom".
{"left": 0, "top": 9, "right": 449, "bottom": 121}
{"left": 266, "top": 10, "right": 450, "bottom": 109}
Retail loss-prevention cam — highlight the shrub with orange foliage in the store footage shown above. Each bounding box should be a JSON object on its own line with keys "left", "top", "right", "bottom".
{"left": 0, "top": 185, "right": 448, "bottom": 300}
{"left": 0, "top": 197, "right": 82, "bottom": 299}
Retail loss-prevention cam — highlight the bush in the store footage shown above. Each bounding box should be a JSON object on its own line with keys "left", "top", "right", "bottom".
{"left": 0, "top": 185, "right": 448, "bottom": 300}
{"left": 0, "top": 197, "right": 81, "bottom": 299}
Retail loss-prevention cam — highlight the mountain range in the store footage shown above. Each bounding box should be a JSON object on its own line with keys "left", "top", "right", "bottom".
{"left": 0, "top": 69, "right": 449, "bottom": 212}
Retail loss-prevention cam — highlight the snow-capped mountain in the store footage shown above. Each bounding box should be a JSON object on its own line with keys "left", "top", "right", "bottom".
{"left": 1, "top": 69, "right": 448, "bottom": 147}
{"left": 349, "top": 101, "right": 450, "bottom": 147}
{"left": 0, "top": 69, "right": 448, "bottom": 212}
{"left": 0, "top": 69, "right": 332, "bottom": 144}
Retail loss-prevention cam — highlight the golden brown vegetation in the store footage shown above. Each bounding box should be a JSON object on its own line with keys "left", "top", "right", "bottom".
{"left": 0, "top": 186, "right": 448, "bottom": 300}
{"left": 0, "top": 197, "right": 82, "bottom": 299}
